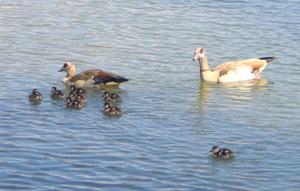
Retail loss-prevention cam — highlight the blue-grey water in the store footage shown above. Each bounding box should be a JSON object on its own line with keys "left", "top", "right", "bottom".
{"left": 0, "top": 1, "right": 300, "bottom": 190}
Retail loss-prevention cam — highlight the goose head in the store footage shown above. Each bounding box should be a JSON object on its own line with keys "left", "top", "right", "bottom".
{"left": 193, "top": 47, "right": 206, "bottom": 61}
{"left": 59, "top": 62, "right": 76, "bottom": 77}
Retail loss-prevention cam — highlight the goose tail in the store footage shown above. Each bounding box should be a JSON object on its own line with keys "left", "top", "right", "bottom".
{"left": 93, "top": 76, "right": 129, "bottom": 85}
{"left": 259, "top": 56, "right": 276, "bottom": 63}
{"left": 113, "top": 76, "right": 129, "bottom": 83}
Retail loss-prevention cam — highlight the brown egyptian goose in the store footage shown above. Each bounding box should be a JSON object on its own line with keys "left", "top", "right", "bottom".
{"left": 59, "top": 62, "right": 128, "bottom": 88}
{"left": 193, "top": 48, "right": 275, "bottom": 83}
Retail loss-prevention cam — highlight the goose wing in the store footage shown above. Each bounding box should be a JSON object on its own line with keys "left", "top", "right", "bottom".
{"left": 69, "top": 68, "right": 128, "bottom": 85}
{"left": 215, "top": 57, "right": 274, "bottom": 76}
{"left": 69, "top": 69, "right": 102, "bottom": 82}
{"left": 93, "top": 70, "right": 129, "bottom": 84}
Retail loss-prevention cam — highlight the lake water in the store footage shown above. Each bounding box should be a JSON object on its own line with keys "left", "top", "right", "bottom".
{"left": 0, "top": 1, "right": 300, "bottom": 190}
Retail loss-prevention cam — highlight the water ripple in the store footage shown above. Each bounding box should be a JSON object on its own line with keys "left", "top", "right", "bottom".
{"left": 1, "top": 0, "right": 300, "bottom": 190}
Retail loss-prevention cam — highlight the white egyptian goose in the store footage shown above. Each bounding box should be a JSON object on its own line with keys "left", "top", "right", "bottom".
{"left": 59, "top": 62, "right": 128, "bottom": 88}
{"left": 193, "top": 48, "right": 275, "bottom": 83}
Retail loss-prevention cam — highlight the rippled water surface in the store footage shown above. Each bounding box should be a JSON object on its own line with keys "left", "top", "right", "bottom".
{"left": 1, "top": 1, "right": 300, "bottom": 190}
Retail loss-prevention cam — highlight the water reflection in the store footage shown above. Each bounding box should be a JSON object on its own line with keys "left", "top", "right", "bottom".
{"left": 198, "top": 79, "right": 269, "bottom": 110}
{"left": 219, "top": 78, "right": 269, "bottom": 90}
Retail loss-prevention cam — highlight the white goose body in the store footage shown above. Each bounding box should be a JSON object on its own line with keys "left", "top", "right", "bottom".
{"left": 218, "top": 62, "right": 255, "bottom": 83}
{"left": 193, "top": 48, "right": 275, "bottom": 83}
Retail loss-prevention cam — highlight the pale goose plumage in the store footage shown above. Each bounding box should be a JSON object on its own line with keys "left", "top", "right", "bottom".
{"left": 193, "top": 48, "right": 275, "bottom": 83}
{"left": 59, "top": 62, "right": 128, "bottom": 88}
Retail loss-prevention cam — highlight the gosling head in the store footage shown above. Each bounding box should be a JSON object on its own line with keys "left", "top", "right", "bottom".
{"left": 51, "top": 86, "right": 57, "bottom": 93}
{"left": 103, "top": 102, "right": 111, "bottom": 109}
{"left": 76, "top": 88, "right": 86, "bottom": 95}
{"left": 65, "top": 97, "right": 73, "bottom": 103}
{"left": 210, "top": 146, "right": 220, "bottom": 154}
{"left": 69, "top": 85, "right": 77, "bottom": 92}
{"left": 32, "top": 89, "right": 39, "bottom": 94}
{"left": 103, "top": 91, "right": 110, "bottom": 97}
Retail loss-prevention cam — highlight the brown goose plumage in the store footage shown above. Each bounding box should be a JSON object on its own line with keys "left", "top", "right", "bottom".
{"left": 59, "top": 62, "right": 128, "bottom": 88}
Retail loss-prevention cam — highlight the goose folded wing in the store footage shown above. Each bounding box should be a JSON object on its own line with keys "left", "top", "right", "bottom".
{"left": 215, "top": 58, "right": 268, "bottom": 76}
{"left": 93, "top": 71, "right": 128, "bottom": 84}
{"left": 69, "top": 69, "right": 102, "bottom": 82}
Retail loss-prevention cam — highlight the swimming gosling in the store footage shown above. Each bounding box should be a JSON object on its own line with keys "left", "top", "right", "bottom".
{"left": 103, "top": 91, "right": 121, "bottom": 102}
{"left": 210, "top": 146, "right": 234, "bottom": 160}
{"left": 29, "top": 89, "right": 42, "bottom": 103}
{"left": 51, "top": 87, "right": 64, "bottom": 99}
{"left": 103, "top": 102, "right": 122, "bottom": 116}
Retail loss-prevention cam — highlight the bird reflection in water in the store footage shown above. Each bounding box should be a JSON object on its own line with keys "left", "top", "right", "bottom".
{"left": 198, "top": 78, "right": 269, "bottom": 111}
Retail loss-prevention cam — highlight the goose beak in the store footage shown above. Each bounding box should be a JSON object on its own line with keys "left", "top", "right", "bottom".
{"left": 192, "top": 55, "right": 197, "bottom": 61}
{"left": 59, "top": 67, "right": 65, "bottom": 72}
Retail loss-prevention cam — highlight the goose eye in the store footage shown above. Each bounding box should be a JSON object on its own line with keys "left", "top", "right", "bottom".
{"left": 199, "top": 48, "right": 203, "bottom": 53}
{"left": 63, "top": 63, "right": 68, "bottom": 68}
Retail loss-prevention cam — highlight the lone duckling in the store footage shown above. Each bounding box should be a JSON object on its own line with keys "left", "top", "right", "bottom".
{"left": 29, "top": 89, "right": 42, "bottom": 103}
{"left": 210, "top": 146, "right": 234, "bottom": 160}
{"left": 51, "top": 87, "right": 64, "bottom": 99}
{"left": 103, "top": 91, "right": 121, "bottom": 102}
